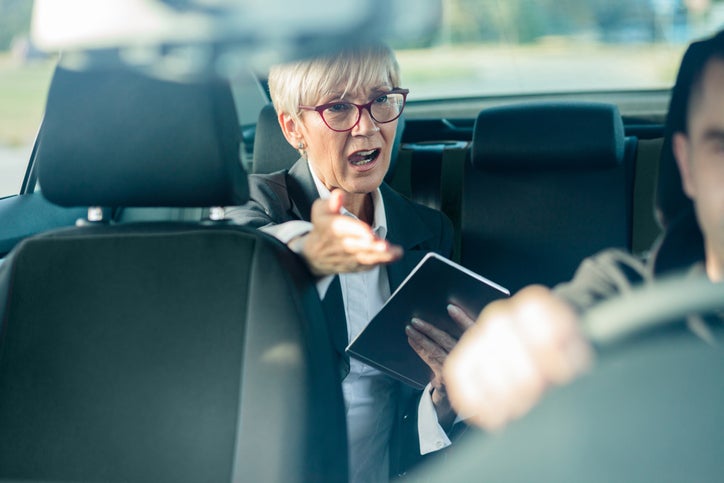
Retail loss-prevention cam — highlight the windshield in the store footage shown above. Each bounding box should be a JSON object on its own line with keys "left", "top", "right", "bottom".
{"left": 393, "top": 0, "right": 724, "bottom": 99}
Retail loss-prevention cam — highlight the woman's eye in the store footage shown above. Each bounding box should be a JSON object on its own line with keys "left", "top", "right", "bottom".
{"left": 326, "top": 103, "right": 351, "bottom": 113}
{"left": 374, "top": 95, "right": 389, "bottom": 104}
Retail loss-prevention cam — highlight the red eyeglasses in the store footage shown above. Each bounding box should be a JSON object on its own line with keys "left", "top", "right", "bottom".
{"left": 299, "top": 88, "right": 408, "bottom": 132}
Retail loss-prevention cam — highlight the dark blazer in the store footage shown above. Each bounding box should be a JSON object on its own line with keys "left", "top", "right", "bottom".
{"left": 226, "top": 158, "right": 454, "bottom": 478}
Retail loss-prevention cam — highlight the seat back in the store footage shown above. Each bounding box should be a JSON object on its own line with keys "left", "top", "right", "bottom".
{"left": 251, "top": 103, "right": 301, "bottom": 174}
{"left": 0, "top": 64, "right": 347, "bottom": 483}
{"left": 462, "top": 102, "right": 635, "bottom": 293}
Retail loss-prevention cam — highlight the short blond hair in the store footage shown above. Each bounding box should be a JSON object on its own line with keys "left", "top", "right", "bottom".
{"left": 268, "top": 42, "right": 401, "bottom": 121}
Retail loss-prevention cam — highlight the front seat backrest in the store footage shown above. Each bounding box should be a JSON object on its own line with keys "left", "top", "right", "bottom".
{"left": 0, "top": 63, "right": 347, "bottom": 483}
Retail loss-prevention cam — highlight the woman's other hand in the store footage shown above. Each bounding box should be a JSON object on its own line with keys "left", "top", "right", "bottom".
{"left": 405, "top": 304, "right": 476, "bottom": 427}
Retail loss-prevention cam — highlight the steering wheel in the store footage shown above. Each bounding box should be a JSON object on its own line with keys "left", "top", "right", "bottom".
{"left": 416, "top": 273, "right": 724, "bottom": 483}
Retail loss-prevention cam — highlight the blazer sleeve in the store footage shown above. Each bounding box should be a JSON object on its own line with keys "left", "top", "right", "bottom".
{"left": 225, "top": 172, "right": 295, "bottom": 229}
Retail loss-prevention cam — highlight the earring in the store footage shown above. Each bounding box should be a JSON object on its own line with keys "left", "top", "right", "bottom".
{"left": 297, "top": 141, "right": 307, "bottom": 159}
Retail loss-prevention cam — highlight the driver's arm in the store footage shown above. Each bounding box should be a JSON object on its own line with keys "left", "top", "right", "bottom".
{"left": 442, "top": 284, "right": 591, "bottom": 431}
{"left": 443, "top": 247, "right": 649, "bottom": 431}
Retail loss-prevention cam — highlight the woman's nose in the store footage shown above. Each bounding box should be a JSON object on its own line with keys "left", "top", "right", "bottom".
{"left": 353, "top": 107, "right": 380, "bottom": 135}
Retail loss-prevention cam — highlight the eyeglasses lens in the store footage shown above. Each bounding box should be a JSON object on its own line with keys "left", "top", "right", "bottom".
{"left": 323, "top": 93, "right": 405, "bottom": 131}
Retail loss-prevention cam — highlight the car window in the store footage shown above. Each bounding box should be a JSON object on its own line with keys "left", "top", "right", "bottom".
{"left": 391, "top": 0, "right": 724, "bottom": 100}
{"left": 0, "top": 2, "right": 55, "bottom": 198}
{"left": 0, "top": 56, "right": 54, "bottom": 198}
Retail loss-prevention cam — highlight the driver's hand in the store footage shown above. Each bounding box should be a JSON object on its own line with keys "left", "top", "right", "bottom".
{"left": 300, "top": 189, "right": 403, "bottom": 276}
{"left": 443, "top": 285, "right": 593, "bottom": 431}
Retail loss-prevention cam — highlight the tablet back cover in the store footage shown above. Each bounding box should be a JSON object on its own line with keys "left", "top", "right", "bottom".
{"left": 346, "top": 252, "right": 509, "bottom": 389}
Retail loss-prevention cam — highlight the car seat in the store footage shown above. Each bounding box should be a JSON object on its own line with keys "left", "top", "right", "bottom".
{"left": 462, "top": 101, "right": 636, "bottom": 293}
{"left": 0, "top": 62, "right": 347, "bottom": 483}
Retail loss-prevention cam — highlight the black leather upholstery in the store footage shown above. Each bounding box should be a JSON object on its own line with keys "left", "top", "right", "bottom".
{"left": 462, "top": 101, "right": 635, "bottom": 293}
{"left": 0, "top": 64, "right": 347, "bottom": 483}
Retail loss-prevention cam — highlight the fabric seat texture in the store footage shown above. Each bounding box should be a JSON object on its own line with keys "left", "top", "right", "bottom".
{"left": 0, "top": 63, "right": 347, "bottom": 483}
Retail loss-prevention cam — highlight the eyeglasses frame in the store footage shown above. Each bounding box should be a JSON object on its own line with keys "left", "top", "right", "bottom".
{"left": 298, "top": 88, "right": 409, "bottom": 132}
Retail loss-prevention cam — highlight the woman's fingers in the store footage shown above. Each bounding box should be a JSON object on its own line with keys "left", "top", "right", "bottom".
{"left": 408, "top": 317, "right": 458, "bottom": 353}
{"left": 447, "top": 304, "right": 476, "bottom": 330}
{"left": 305, "top": 195, "right": 402, "bottom": 275}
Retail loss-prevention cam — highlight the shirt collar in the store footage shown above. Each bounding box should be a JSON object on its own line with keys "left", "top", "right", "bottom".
{"left": 307, "top": 160, "right": 388, "bottom": 241}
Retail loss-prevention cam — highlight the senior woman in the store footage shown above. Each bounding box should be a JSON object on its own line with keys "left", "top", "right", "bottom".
{"left": 227, "top": 42, "right": 471, "bottom": 482}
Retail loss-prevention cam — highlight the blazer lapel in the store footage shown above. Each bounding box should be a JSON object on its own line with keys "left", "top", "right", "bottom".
{"left": 382, "top": 183, "right": 435, "bottom": 291}
{"left": 320, "top": 277, "right": 350, "bottom": 379}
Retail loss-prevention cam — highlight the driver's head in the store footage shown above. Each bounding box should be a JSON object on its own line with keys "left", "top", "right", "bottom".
{"left": 672, "top": 31, "right": 724, "bottom": 281}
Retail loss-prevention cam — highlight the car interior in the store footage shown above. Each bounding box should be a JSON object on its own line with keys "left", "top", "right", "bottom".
{"left": 0, "top": 1, "right": 722, "bottom": 481}
{"left": 0, "top": 49, "right": 717, "bottom": 480}
{"left": 247, "top": 94, "right": 663, "bottom": 293}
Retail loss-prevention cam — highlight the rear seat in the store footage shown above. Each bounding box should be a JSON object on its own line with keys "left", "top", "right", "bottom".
{"left": 250, "top": 103, "right": 300, "bottom": 174}
{"left": 460, "top": 101, "right": 637, "bottom": 293}
{"left": 246, "top": 101, "right": 663, "bottom": 295}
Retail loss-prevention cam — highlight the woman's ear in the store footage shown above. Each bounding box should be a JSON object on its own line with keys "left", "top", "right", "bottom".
{"left": 278, "top": 112, "right": 304, "bottom": 149}
{"left": 673, "top": 132, "right": 695, "bottom": 199}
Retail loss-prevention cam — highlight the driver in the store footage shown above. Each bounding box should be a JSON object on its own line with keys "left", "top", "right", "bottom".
{"left": 442, "top": 29, "right": 724, "bottom": 432}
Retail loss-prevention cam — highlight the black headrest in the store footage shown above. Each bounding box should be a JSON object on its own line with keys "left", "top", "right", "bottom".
{"left": 251, "top": 103, "right": 405, "bottom": 180}
{"left": 472, "top": 102, "right": 625, "bottom": 171}
{"left": 38, "top": 64, "right": 248, "bottom": 208}
{"left": 251, "top": 104, "right": 300, "bottom": 174}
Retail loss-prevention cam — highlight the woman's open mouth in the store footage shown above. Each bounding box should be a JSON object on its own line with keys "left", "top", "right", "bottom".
{"left": 349, "top": 149, "right": 380, "bottom": 167}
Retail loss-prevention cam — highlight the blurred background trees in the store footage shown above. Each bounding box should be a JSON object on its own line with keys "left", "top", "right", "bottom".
{"left": 0, "top": 0, "right": 33, "bottom": 51}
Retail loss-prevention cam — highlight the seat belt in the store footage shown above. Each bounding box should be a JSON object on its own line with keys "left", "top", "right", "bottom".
{"left": 632, "top": 138, "right": 664, "bottom": 256}
{"left": 439, "top": 142, "right": 469, "bottom": 263}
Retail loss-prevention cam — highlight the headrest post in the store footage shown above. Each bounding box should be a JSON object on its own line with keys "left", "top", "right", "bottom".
{"left": 88, "top": 206, "right": 104, "bottom": 222}
{"left": 209, "top": 207, "right": 226, "bottom": 221}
